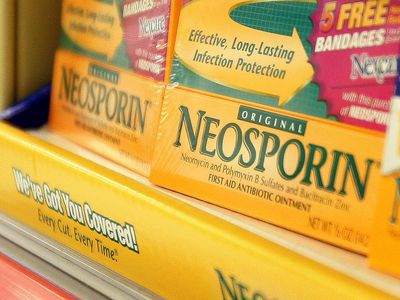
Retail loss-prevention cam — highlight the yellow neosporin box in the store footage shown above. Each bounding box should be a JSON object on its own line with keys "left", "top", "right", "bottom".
{"left": 150, "top": 86, "right": 392, "bottom": 254}
{"left": 370, "top": 97, "right": 400, "bottom": 277}
{"left": 49, "top": 49, "right": 164, "bottom": 175}
{"left": 50, "top": 0, "right": 183, "bottom": 175}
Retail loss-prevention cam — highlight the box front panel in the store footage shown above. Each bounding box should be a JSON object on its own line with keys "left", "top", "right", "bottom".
{"left": 151, "top": 86, "right": 388, "bottom": 254}
{"left": 49, "top": 49, "right": 164, "bottom": 175}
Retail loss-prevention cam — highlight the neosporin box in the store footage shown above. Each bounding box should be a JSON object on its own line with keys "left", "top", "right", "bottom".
{"left": 49, "top": 49, "right": 164, "bottom": 175}
{"left": 369, "top": 95, "right": 400, "bottom": 277}
{"left": 50, "top": 0, "right": 182, "bottom": 175}
{"left": 150, "top": 0, "right": 400, "bottom": 254}
{"left": 151, "top": 86, "right": 390, "bottom": 254}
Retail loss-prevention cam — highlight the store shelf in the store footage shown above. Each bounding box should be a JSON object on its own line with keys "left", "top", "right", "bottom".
{"left": 0, "top": 122, "right": 399, "bottom": 299}
{"left": 0, "top": 214, "right": 160, "bottom": 300}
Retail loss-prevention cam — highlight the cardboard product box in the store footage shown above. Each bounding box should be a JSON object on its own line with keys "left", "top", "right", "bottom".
{"left": 49, "top": 49, "right": 165, "bottom": 176}
{"left": 150, "top": 0, "right": 400, "bottom": 254}
{"left": 370, "top": 80, "right": 400, "bottom": 277}
{"left": 49, "top": 0, "right": 182, "bottom": 176}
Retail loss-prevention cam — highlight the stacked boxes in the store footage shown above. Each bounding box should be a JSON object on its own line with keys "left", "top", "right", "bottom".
{"left": 49, "top": 0, "right": 400, "bottom": 256}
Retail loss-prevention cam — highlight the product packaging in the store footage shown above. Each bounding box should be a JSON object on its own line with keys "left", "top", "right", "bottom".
{"left": 370, "top": 69, "right": 400, "bottom": 276}
{"left": 151, "top": 0, "right": 400, "bottom": 253}
{"left": 49, "top": 0, "right": 182, "bottom": 175}
{"left": 171, "top": 0, "right": 400, "bottom": 132}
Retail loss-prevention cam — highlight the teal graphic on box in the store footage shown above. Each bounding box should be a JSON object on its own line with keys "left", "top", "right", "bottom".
{"left": 171, "top": 0, "right": 400, "bottom": 131}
